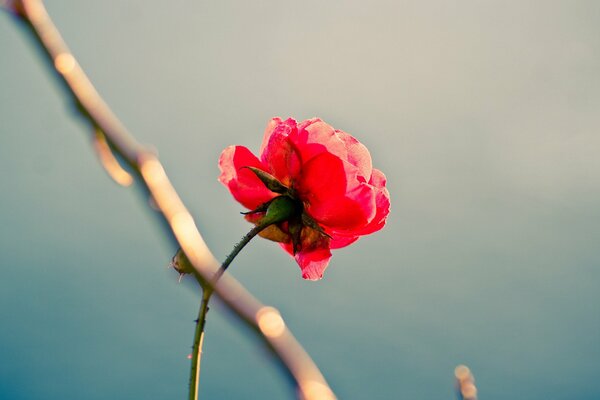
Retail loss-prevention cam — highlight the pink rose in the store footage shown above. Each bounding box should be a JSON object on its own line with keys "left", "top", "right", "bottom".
{"left": 218, "top": 118, "right": 390, "bottom": 280}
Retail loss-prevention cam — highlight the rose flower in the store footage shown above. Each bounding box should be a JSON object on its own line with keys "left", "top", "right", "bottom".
{"left": 218, "top": 117, "right": 390, "bottom": 280}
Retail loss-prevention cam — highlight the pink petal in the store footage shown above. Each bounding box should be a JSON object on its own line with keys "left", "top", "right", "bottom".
{"left": 279, "top": 241, "right": 295, "bottom": 257}
{"left": 298, "top": 152, "right": 377, "bottom": 231}
{"left": 218, "top": 145, "right": 277, "bottom": 210}
{"left": 353, "top": 168, "right": 391, "bottom": 235}
{"left": 291, "top": 119, "right": 373, "bottom": 180}
{"left": 295, "top": 247, "right": 332, "bottom": 280}
{"left": 290, "top": 118, "right": 349, "bottom": 165}
{"left": 369, "top": 167, "right": 387, "bottom": 187}
{"left": 278, "top": 234, "right": 334, "bottom": 279}
{"left": 260, "top": 120, "right": 301, "bottom": 186}
{"left": 334, "top": 129, "right": 373, "bottom": 180}
{"left": 259, "top": 117, "right": 296, "bottom": 156}
{"left": 259, "top": 117, "right": 283, "bottom": 156}
{"left": 328, "top": 234, "right": 359, "bottom": 249}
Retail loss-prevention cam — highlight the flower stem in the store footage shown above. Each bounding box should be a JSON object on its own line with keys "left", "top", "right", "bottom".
{"left": 188, "top": 223, "right": 268, "bottom": 400}
{"left": 188, "top": 288, "right": 210, "bottom": 400}
{"left": 215, "top": 223, "right": 267, "bottom": 281}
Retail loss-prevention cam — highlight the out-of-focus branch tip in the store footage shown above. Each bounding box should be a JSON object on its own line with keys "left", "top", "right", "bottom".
{"left": 93, "top": 128, "right": 134, "bottom": 187}
{"left": 455, "top": 364, "right": 478, "bottom": 400}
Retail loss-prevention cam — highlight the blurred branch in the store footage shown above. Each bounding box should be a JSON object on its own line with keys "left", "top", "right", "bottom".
{"left": 455, "top": 365, "right": 478, "bottom": 400}
{"left": 92, "top": 128, "right": 134, "bottom": 187}
{"left": 7, "top": 1, "right": 336, "bottom": 398}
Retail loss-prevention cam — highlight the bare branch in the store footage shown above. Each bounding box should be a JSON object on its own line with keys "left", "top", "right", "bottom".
{"left": 9, "top": 1, "right": 336, "bottom": 398}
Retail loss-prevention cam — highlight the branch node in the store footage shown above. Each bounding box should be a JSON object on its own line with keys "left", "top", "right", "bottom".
{"left": 92, "top": 128, "right": 134, "bottom": 187}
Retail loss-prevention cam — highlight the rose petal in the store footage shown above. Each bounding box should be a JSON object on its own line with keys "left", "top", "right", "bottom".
{"left": 218, "top": 145, "right": 277, "bottom": 210}
{"left": 334, "top": 129, "right": 373, "bottom": 180}
{"left": 290, "top": 118, "right": 349, "bottom": 165}
{"left": 295, "top": 247, "right": 332, "bottom": 280}
{"left": 280, "top": 241, "right": 295, "bottom": 256}
{"left": 369, "top": 167, "right": 387, "bottom": 188}
{"left": 298, "top": 152, "right": 376, "bottom": 230}
{"left": 260, "top": 121, "right": 301, "bottom": 186}
{"left": 260, "top": 117, "right": 296, "bottom": 155}
{"left": 353, "top": 168, "right": 390, "bottom": 235}
{"left": 328, "top": 234, "right": 359, "bottom": 249}
{"left": 259, "top": 117, "right": 283, "bottom": 156}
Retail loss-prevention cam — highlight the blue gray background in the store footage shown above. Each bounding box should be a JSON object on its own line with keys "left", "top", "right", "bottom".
{"left": 1, "top": 1, "right": 599, "bottom": 399}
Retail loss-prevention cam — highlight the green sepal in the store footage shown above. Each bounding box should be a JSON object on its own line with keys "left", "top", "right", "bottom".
{"left": 260, "top": 196, "right": 300, "bottom": 226}
{"left": 302, "top": 212, "right": 332, "bottom": 238}
{"left": 243, "top": 167, "right": 289, "bottom": 194}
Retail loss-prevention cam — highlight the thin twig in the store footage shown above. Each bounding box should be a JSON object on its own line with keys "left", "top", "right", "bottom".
{"left": 8, "top": 1, "right": 336, "bottom": 399}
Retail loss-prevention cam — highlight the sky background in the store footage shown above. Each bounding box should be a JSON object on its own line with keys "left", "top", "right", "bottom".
{"left": 1, "top": 1, "right": 600, "bottom": 399}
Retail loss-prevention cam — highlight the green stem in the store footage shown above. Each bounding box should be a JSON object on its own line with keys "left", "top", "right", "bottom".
{"left": 188, "top": 288, "right": 211, "bottom": 400}
{"left": 188, "top": 223, "right": 268, "bottom": 400}
{"left": 214, "top": 223, "right": 267, "bottom": 281}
